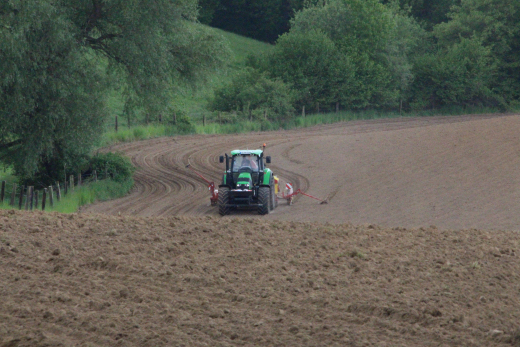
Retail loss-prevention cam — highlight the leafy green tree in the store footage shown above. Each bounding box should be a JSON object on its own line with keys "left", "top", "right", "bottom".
{"left": 410, "top": 37, "right": 497, "bottom": 109}
{"left": 434, "top": 0, "right": 520, "bottom": 105}
{"left": 210, "top": 68, "right": 294, "bottom": 120}
{"left": 0, "top": 0, "right": 227, "bottom": 185}
{"left": 266, "top": 29, "right": 355, "bottom": 110}
{"left": 266, "top": 0, "right": 424, "bottom": 109}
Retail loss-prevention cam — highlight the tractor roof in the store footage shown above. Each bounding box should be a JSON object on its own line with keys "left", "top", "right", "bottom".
{"left": 231, "top": 149, "right": 263, "bottom": 156}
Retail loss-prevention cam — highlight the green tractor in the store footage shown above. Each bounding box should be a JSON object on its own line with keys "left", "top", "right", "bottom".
{"left": 218, "top": 149, "right": 276, "bottom": 215}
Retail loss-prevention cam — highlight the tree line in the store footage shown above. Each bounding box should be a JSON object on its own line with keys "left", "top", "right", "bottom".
{"left": 210, "top": 0, "right": 520, "bottom": 119}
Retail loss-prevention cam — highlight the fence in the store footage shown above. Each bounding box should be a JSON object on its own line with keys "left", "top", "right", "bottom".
{"left": 0, "top": 169, "right": 103, "bottom": 212}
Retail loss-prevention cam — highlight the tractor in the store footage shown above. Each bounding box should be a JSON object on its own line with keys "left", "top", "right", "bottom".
{"left": 218, "top": 149, "right": 276, "bottom": 215}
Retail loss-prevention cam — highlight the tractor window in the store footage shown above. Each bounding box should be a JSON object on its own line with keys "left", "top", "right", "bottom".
{"left": 232, "top": 155, "right": 259, "bottom": 172}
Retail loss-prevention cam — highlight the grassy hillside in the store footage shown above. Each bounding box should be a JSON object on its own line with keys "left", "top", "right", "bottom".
{"left": 105, "top": 26, "right": 273, "bottom": 130}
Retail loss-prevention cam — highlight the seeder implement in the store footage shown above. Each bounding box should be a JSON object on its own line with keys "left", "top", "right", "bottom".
{"left": 185, "top": 164, "right": 218, "bottom": 205}
{"left": 281, "top": 183, "right": 328, "bottom": 205}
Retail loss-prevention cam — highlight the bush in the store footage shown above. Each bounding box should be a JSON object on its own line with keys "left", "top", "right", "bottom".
{"left": 89, "top": 152, "right": 135, "bottom": 184}
{"left": 210, "top": 67, "right": 294, "bottom": 120}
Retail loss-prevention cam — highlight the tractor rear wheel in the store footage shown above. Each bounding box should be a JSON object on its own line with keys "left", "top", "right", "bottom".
{"left": 258, "top": 187, "right": 270, "bottom": 215}
{"left": 218, "top": 187, "right": 230, "bottom": 216}
{"left": 269, "top": 183, "right": 275, "bottom": 211}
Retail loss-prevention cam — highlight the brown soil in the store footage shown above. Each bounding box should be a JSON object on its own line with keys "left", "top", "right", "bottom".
{"left": 86, "top": 113, "right": 520, "bottom": 231}
{"left": 1, "top": 210, "right": 520, "bottom": 346}
{"left": 3, "top": 114, "right": 520, "bottom": 346}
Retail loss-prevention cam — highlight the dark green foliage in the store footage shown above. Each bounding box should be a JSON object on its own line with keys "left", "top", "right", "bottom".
{"left": 211, "top": 68, "right": 294, "bottom": 120}
{"left": 0, "top": 0, "right": 227, "bottom": 183}
{"left": 89, "top": 153, "right": 135, "bottom": 184}
{"left": 382, "top": 0, "right": 460, "bottom": 30}
{"left": 434, "top": 0, "right": 520, "bottom": 106}
{"left": 263, "top": 0, "right": 425, "bottom": 110}
{"left": 266, "top": 29, "right": 355, "bottom": 110}
{"left": 410, "top": 37, "right": 499, "bottom": 109}
{"left": 206, "top": 0, "right": 305, "bottom": 42}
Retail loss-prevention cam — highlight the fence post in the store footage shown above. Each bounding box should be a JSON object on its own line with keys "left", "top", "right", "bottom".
{"left": 35, "top": 190, "right": 39, "bottom": 209}
{"left": 302, "top": 106, "right": 305, "bottom": 118}
{"left": 93, "top": 170, "right": 97, "bottom": 182}
{"left": 29, "top": 187, "right": 34, "bottom": 210}
{"left": 18, "top": 186, "right": 24, "bottom": 210}
{"left": 159, "top": 114, "right": 162, "bottom": 123}
{"left": 115, "top": 115, "right": 118, "bottom": 132}
{"left": 56, "top": 182, "right": 61, "bottom": 202}
{"left": 336, "top": 102, "right": 339, "bottom": 113}
{"left": 173, "top": 111, "right": 177, "bottom": 124}
{"left": 42, "top": 188, "right": 47, "bottom": 211}
{"left": 0, "top": 181, "right": 5, "bottom": 205}
{"left": 78, "top": 172, "right": 82, "bottom": 186}
{"left": 70, "top": 175, "right": 74, "bottom": 191}
{"left": 49, "top": 186, "right": 54, "bottom": 207}
{"left": 10, "top": 183, "right": 16, "bottom": 206}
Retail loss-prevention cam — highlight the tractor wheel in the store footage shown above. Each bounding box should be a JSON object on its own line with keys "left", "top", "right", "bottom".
{"left": 258, "top": 187, "right": 270, "bottom": 215}
{"left": 218, "top": 187, "right": 230, "bottom": 216}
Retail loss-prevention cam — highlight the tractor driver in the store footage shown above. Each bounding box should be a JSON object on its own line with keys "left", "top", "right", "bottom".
{"left": 241, "top": 155, "right": 258, "bottom": 171}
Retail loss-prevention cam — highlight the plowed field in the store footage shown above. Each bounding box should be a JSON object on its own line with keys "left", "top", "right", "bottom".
{"left": 86, "top": 113, "right": 520, "bottom": 231}
{"left": 3, "top": 114, "right": 520, "bottom": 347}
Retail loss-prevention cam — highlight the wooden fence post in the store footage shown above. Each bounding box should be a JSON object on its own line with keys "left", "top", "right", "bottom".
{"left": 336, "top": 102, "right": 339, "bottom": 113}
{"left": 10, "top": 183, "right": 16, "bottom": 206}
{"left": 49, "top": 186, "right": 54, "bottom": 207}
{"left": 56, "top": 182, "right": 61, "bottom": 202}
{"left": 78, "top": 173, "right": 82, "bottom": 186}
{"left": 29, "top": 187, "right": 34, "bottom": 210}
{"left": 25, "top": 186, "right": 30, "bottom": 210}
{"left": 70, "top": 175, "right": 74, "bottom": 191}
{"left": 0, "top": 181, "right": 5, "bottom": 205}
{"left": 302, "top": 106, "right": 305, "bottom": 118}
{"left": 93, "top": 170, "right": 97, "bottom": 182}
{"left": 35, "top": 190, "right": 39, "bottom": 209}
{"left": 42, "top": 188, "right": 47, "bottom": 211}
{"left": 18, "top": 186, "right": 24, "bottom": 210}
{"left": 115, "top": 115, "right": 118, "bottom": 133}
{"left": 173, "top": 112, "right": 177, "bottom": 124}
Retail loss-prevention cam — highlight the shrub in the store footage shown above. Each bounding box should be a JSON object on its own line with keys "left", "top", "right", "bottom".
{"left": 89, "top": 152, "right": 135, "bottom": 184}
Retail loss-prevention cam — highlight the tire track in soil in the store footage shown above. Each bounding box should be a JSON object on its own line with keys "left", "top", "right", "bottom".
{"left": 83, "top": 113, "right": 516, "bottom": 227}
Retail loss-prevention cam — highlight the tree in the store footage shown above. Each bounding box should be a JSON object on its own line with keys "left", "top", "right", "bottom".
{"left": 266, "top": 29, "right": 355, "bottom": 110}
{"left": 434, "top": 0, "right": 520, "bottom": 105}
{"left": 266, "top": 0, "right": 424, "bottom": 109}
{"left": 0, "top": 0, "right": 227, "bottom": 184}
{"left": 210, "top": 68, "right": 294, "bottom": 120}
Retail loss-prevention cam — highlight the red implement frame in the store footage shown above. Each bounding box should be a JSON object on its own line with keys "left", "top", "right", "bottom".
{"left": 186, "top": 164, "right": 218, "bottom": 205}
{"left": 281, "top": 188, "right": 328, "bottom": 205}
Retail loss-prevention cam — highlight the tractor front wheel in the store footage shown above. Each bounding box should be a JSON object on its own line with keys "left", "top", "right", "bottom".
{"left": 218, "top": 187, "right": 230, "bottom": 216}
{"left": 258, "top": 187, "right": 270, "bottom": 215}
